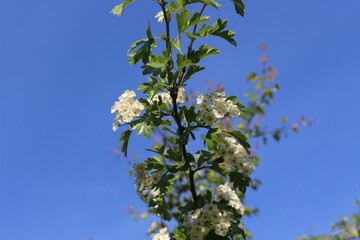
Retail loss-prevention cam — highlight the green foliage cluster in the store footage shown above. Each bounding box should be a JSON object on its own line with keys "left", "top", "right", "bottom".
{"left": 110, "top": 1, "right": 312, "bottom": 239}
{"left": 111, "top": 0, "right": 251, "bottom": 239}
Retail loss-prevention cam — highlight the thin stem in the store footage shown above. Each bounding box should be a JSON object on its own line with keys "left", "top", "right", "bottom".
{"left": 177, "top": 3, "right": 207, "bottom": 85}
{"left": 187, "top": 3, "right": 207, "bottom": 54}
{"left": 159, "top": 1, "right": 174, "bottom": 86}
{"left": 160, "top": 3, "right": 171, "bottom": 50}
{"left": 169, "top": 89, "right": 198, "bottom": 206}
{"left": 160, "top": 1, "right": 208, "bottom": 208}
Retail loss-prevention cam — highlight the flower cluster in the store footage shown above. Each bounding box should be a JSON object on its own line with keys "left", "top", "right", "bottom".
{"left": 111, "top": 90, "right": 144, "bottom": 130}
{"left": 152, "top": 227, "right": 170, "bottom": 240}
{"left": 218, "top": 137, "right": 253, "bottom": 176}
{"left": 215, "top": 183, "right": 244, "bottom": 215}
{"left": 149, "top": 88, "right": 186, "bottom": 105}
{"left": 197, "top": 91, "right": 240, "bottom": 125}
{"left": 184, "top": 203, "right": 235, "bottom": 239}
{"left": 133, "top": 163, "right": 161, "bottom": 201}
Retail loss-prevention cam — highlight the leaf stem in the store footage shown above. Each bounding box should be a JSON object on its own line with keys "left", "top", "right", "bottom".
{"left": 187, "top": 3, "right": 207, "bottom": 54}
{"left": 178, "top": 3, "right": 207, "bottom": 85}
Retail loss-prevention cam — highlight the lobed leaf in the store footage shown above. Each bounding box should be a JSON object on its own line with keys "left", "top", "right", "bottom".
{"left": 230, "top": 0, "right": 245, "bottom": 17}
{"left": 209, "top": 19, "right": 237, "bottom": 46}
{"left": 110, "top": 0, "right": 136, "bottom": 17}
{"left": 229, "top": 171, "right": 251, "bottom": 193}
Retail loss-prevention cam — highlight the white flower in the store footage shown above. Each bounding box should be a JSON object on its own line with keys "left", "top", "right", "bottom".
{"left": 196, "top": 90, "right": 242, "bottom": 126}
{"left": 149, "top": 88, "right": 186, "bottom": 106}
{"left": 197, "top": 94, "right": 204, "bottom": 104}
{"left": 162, "top": 92, "right": 173, "bottom": 105}
{"left": 112, "top": 122, "right": 119, "bottom": 131}
{"left": 153, "top": 227, "right": 170, "bottom": 240}
{"left": 213, "top": 91, "right": 226, "bottom": 100}
{"left": 215, "top": 222, "right": 229, "bottom": 237}
{"left": 154, "top": 11, "right": 165, "bottom": 23}
{"left": 192, "top": 209, "right": 202, "bottom": 219}
{"left": 215, "top": 183, "right": 244, "bottom": 215}
{"left": 119, "top": 90, "right": 136, "bottom": 100}
{"left": 148, "top": 221, "right": 160, "bottom": 237}
{"left": 111, "top": 90, "right": 144, "bottom": 129}
{"left": 224, "top": 137, "right": 237, "bottom": 144}
{"left": 177, "top": 87, "right": 186, "bottom": 103}
{"left": 217, "top": 137, "right": 251, "bottom": 173}
{"left": 204, "top": 111, "right": 216, "bottom": 125}
{"left": 229, "top": 104, "right": 240, "bottom": 117}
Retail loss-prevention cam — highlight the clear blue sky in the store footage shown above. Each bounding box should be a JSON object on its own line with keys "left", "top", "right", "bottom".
{"left": 1, "top": 0, "right": 359, "bottom": 239}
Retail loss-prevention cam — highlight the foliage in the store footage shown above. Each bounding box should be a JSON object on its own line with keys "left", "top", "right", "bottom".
{"left": 110, "top": 1, "right": 312, "bottom": 239}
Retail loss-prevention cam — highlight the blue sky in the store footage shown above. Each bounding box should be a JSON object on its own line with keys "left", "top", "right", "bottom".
{"left": 1, "top": 0, "right": 359, "bottom": 239}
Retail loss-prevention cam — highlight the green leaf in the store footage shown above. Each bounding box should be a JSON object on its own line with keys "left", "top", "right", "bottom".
{"left": 185, "top": 153, "right": 195, "bottom": 163}
{"left": 173, "top": 228, "right": 186, "bottom": 240}
{"left": 197, "top": 150, "right": 214, "bottom": 167}
{"left": 209, "top": 19, "right": 237, "bottom": 46}
{"left": 132, "top": 121, "right": 152, "bottom": 138}
{"left": 129, "top": 22, "right": 155, "bottom": 65}
{"left": 164, "top": 149, "right": 183, "bottom": 162}
{"left": 188, "top": 13, "right": 210, "bottom": 29}
{"left": 231, "top": 224, "right": 246, "bottom": 239}
{"left": 184, "top": 31, "right": 200, "bottom": 40}
{"left": 172, "top": 35, "right": 182, "bottom": 53}
{"left": 161, "top": 126, "right": 177, "bottom": 135}
{"left": 199, "top": 24, "right": 212, "bottom": 36}
{"left": 176, "top": 53, "right": 198, "bottom": 69}
{"left": 176, "top": 11, "right": 210, "bottom": 34}
{"left": 197, "top": 190, "right": 213, "bottom": 208}
{"left": 183, "top": 65, "right": 205, "bottom": 81}
{"left": 147, "top": 56, "right": 165, "bottom": 68}
{"left": 229, "top": 171, "right": 251, "bottom": 193}
{"left": 110, "top": 0, "right": 136, "bottom": 17}
{"left": 247, "top": 72, "right": 257, "bottom": 82}
{"left": 183, "top": 106, "right": 197, "bottom": 125}
{"left": 204, "top": 127, "right": 220, "bottom": 151}
{"left": 189, "top": 44, "right": 220, "bottom": 63}
{"left": 128, "top": 38, "right": 150, "bottom": 52}
{"left": 144, "top": 157, "right": 166, "bottom": 172}
{"left": 210, "top": 164, "right": 225, "bottom": 176}
{"left": 149, "top": 197, "right": 171, "bottom": 221}
{"left": 273, "top": 130, "right": 281, "bottom": 141}
{"left": 142, "top": 65, "right": 166, "bottom": 77}
{"left": 155, "top": 174, "right": 175, "bottom": 193}
{"left": 119, "top": 129, "right": 132, "bottom": 157}
{"left": 176, "top": 10, "right": 189, "bottom": 33}
{"left": 146, "top": 144, "right": 166, "bottom": 155}
{"left": 137, "top": 77, "right": 160, "bottom": 99}
{"left": 279, "top": 117, "right": 288, "bottom": 123}
{"left": 230, "top": 0, "right": 245, "bottom": 17}
{"left": 141, "top": 55, "right": 167, "bottom": 76}
{"left": 185, "top": 0, "right": 221, "bottom": 10}
{"left": 226, "top": 95, "right": 237, "bottom": 102}
{"left": 178, "top": 130, "right": 190, "bottom": 145}
{"left": 167, "top": 1, "right": 183, "bottom": 14}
